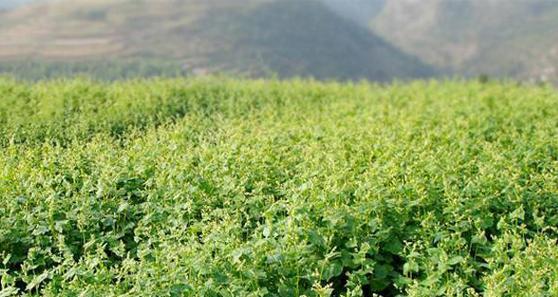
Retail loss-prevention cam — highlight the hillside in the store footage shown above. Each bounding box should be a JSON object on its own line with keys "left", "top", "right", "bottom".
{"left": 0, "top": 0, "right": 434, "bottom": 81}
{"left": 370, "top": 0, "right": 558, "bottom": 83}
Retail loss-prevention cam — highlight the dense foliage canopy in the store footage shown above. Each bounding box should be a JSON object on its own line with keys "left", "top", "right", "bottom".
{"left": 0, "top": 78, "right": 557, "bottom": 296}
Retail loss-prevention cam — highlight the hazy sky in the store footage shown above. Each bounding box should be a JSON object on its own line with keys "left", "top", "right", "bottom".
{"left": 0, "top": 0, "right": 37, "bottom": 9}
{"left": 321, "top": 0, "right": 385, "bottom": 26}
{"left": 0, "top": 0, "right": 385, "bottom": 22}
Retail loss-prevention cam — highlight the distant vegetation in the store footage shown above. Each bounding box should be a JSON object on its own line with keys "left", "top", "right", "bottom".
{"left": 0, "top": 60, "right": 188, "bottom": 81}
{"left": 1, "top": 78, "right": 557, "bottom": 296}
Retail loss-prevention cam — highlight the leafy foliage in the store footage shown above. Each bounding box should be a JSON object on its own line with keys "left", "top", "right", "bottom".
{"left": 0, "top": 60, "right": 188, "bottom": 81}
{"left": 0, "top": 78, "right": 557, "bottom": 296}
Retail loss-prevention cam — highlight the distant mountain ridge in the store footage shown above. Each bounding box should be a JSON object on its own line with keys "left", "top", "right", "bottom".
{"left": 370, "top": 0, "right": 558, "bottom": 83}
{"left": 3, "top": 0, "right": 558, "bottom": 83}
{"left": 0, "top": 0, "right": 434, "bottom": 81}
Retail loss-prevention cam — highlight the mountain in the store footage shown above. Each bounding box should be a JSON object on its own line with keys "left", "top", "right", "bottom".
{"left": 370, "top": 0, "right": 558, "bottom": 83}
{"left": 4, "top": 0, "right": 558, "bottom": 83}
{"left": 0, "top": 0, "right": 434, "bottom": 81}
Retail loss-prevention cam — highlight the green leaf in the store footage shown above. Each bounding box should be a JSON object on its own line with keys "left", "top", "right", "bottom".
{"left": 384, "top": 239, "right": 403, "bottom": 254}
{"left": 403, "top": 261, "right": 419, "bottom": 275}
{"left": 323, "top": 262, "right": 344, "bottom": 280}
{"left": 25, "top": 271, "right": 49, "bottom": 291}
{"left": 262, "top": 226, "right": 271, "bottom": 238}
{"left": 2, "top": 254, "right": 11, "bottom": 266}
{"left": 448, "top": 256, "right": 464, "bottom": 266}
{"left": 0, "top": 287, "right": 19, "bottom": 297}
{"left": 170, "top": 284, "right": 192, "bottom": 297}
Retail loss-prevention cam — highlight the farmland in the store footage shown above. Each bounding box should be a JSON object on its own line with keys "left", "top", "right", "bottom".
{"left": 0, "top": 78, "right": 557, "bottom": 296}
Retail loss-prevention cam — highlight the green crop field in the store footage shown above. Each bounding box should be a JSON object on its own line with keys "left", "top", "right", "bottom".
{"left": 0, "top": 78, "right": 557, "bottom": 296}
